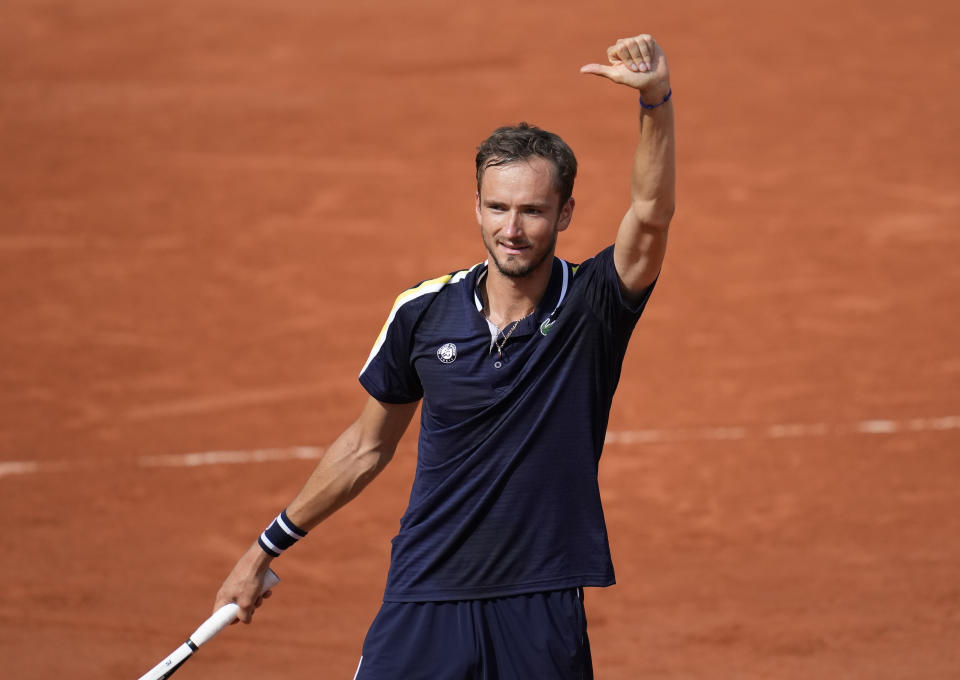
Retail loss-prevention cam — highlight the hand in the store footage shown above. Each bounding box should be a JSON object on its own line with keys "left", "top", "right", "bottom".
{"left": 213, "top": 545, "right": 274, "bottom": 624}
{"left": 580, "top": 34, "right": 670, "bottom": 97}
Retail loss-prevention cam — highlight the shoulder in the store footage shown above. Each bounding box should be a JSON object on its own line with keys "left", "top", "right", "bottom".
{"left": 568, "top": 245, "right": 615, "bottom": 280}
{"left": 360, "top": 264, "right": 480, "bottom": 379}
{"left": 383, "top": 264, "right": 480, "bottom": 321}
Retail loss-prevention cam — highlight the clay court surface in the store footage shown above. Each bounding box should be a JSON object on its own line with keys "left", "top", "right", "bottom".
{"left": 2, "top": 1, "right": 959, "bottom": 678}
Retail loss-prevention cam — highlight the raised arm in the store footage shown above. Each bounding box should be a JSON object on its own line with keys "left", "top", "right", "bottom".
{"left": 581, "top": 34, "right": 675, "bottom": 300}
{"left": 214, "top": 396, "right": 418, "bottom": 622}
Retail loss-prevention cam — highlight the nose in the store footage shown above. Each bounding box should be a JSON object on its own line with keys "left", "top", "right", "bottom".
{"left": 503, "top": 210, "right": 522, "bottom": 239}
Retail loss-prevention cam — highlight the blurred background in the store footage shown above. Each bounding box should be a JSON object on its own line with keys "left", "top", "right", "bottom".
{"left": 1, "top": 0, "right": 958, "bottom": 677}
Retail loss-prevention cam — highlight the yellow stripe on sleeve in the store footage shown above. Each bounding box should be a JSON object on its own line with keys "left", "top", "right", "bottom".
{"left": 360, "top": 267, "right": 475, "bottom": 376}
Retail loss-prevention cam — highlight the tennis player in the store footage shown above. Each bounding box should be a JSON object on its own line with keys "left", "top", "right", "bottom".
{"left": 216, "top": 33, "right": 675, "bottom": 678}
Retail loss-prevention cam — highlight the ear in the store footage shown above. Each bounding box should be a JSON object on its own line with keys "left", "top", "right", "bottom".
{"left": 556, "top": 197, "right": 575, "bottom": 232}
{"left": 475, "top": 192, "right": 482, "bottom": 225}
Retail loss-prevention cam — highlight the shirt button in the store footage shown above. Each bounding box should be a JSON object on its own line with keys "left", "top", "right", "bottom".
{"left": 494, "top": 360, "right": 503, "bottom": 369}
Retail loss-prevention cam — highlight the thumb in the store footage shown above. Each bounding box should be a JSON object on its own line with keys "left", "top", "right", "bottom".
{"left": 579, "top": 63, "right": 615, "bottom": 78}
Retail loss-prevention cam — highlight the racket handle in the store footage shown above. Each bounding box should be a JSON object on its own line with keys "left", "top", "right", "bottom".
{"left": 190, "top": 603, "right": 239, "bottom": 646}
{"left": 190, "top": 568, "right": 281, "bottom": 647}
{"left": 261, "top": 567, "right": 282, "bottom": 593}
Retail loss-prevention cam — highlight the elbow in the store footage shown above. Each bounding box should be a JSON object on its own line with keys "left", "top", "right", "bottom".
{"left": 340, "top": 443, "right": 393, "bottom": 501}
{"left": 351, "top": 438, "right": 395, "bottom": 477}
{"left": 338, "top": 427, "right": 395, "bottom": 485}
{"left": 631, "top": 198, "right": 675, "bottom": 231}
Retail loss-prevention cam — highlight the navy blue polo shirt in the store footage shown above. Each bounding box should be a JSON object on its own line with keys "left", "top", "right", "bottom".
{"left": 359, "top": 245, "right": 655, "bottom": 602}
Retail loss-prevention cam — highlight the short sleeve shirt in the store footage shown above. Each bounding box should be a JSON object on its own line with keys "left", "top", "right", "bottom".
{"left": 359, "top": 245, "right": 655, "bottom": 602}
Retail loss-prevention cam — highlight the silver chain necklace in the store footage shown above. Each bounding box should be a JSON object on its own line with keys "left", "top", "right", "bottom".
{"left": 480, "top": 276, "right": 532, "bottom": 361}
{"left": 494, "top": 318, "right": 523, "bottom": 359}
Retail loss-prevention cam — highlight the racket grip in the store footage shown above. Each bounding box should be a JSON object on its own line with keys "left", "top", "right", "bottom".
{"left": 261, "top": 567, "right": 281, "bottom": 593}
{"left": 191, "top": 603, "right": 239, "bottom": 646}
{"left": 190, "top": 568, "right": 281, "bottom": 647}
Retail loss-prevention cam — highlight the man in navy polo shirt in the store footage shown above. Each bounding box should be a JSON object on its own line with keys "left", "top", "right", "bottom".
{"left": 216, "top": 33, "right": 675, "bottom": 678}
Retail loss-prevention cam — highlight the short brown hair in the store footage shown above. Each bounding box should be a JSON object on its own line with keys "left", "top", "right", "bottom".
{"left": 475, "top": 122, "right": 578, "bottom": 206}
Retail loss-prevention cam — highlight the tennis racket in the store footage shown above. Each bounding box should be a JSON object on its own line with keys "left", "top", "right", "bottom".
{"left": 136, "top": 569, "right": 280, "bottom": 680}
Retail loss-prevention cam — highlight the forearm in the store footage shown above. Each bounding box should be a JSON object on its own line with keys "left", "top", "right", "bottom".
{"left": 285, "top": 421, "right": 395, "bottom": 531}
{"left": 629, "top": 86, "right": 676, "bottom": 230}
{"left": 284, "top": 397, "right": 417, "bottom": 532}
{"left": 223, "top": 425, "right": 393, "bottom": 580}
{"left": 214, "top": 398, "right": 416, "bottom": 620}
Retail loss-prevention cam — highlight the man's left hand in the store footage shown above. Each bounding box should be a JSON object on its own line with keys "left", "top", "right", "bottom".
{"left": 580, "top": 34, "right": 670, "bottom": 98}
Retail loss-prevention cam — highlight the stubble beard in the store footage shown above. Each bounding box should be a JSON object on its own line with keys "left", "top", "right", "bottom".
{"left": 482, "top": 228, "right": 558, "bottom": 279}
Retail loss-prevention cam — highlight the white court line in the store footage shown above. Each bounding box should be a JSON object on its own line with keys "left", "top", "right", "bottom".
{"left": 139, "top": 446, "right": 324, "bottom": 468}
{"left": 0, "top": 461, "right": 41, "bottom": 477}
{"left": 1, "top": 416, "right": 957, "bottom": 479}
{"left": 604, "top": 415, "right": 960, "bottom": 444}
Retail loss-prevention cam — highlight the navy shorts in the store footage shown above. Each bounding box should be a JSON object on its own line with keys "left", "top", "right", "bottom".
{"left": 353, "top": 588, "right": 593, "bottom": 680}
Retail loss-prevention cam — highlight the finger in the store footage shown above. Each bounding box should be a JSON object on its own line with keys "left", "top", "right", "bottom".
{"left": 624, "top": 40, "right": 645, "bottom": 72}
{"left": 606, "top": 44, "right": 620, "bottom": 65}
{"left": 637, "top": 37, "right": 654, "bottom": 72}
{"left": 611, "top": 39, "right": 637, "bottom": 70}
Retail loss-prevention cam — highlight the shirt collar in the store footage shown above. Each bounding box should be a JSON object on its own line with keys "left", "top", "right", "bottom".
{"left": 471, "top": 257, "right": 571, "bottom": 338}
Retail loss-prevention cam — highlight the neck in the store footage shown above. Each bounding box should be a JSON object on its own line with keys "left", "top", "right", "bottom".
{"left": 481, "top": 257, "right": 553, "bottom": 327}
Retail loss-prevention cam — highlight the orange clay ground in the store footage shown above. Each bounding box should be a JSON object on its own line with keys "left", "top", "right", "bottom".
{"left": 1, "top": 1, "right": 959, "bottom": 678}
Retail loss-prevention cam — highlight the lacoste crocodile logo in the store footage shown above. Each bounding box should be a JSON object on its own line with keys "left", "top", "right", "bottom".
{"left": 539, "top": 318, "right": 557, "bottom": 336}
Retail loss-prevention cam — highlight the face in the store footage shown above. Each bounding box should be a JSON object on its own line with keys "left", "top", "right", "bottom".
{"left": 475, "top": 156, "right": 574, "bottom": 279}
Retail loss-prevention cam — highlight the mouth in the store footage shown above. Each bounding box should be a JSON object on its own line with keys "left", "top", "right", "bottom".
{"left": 498, "top": 241, "right": 530, "bottom": 256}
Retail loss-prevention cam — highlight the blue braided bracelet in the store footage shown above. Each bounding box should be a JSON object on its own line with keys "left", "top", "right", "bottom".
{"left": 639, "top": 88, "right": 672, "bottom": 109}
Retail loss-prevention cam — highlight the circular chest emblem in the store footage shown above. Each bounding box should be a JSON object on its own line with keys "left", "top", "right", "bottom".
{"left": 437, "top": 343, "right": 457, "bottom": 364}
